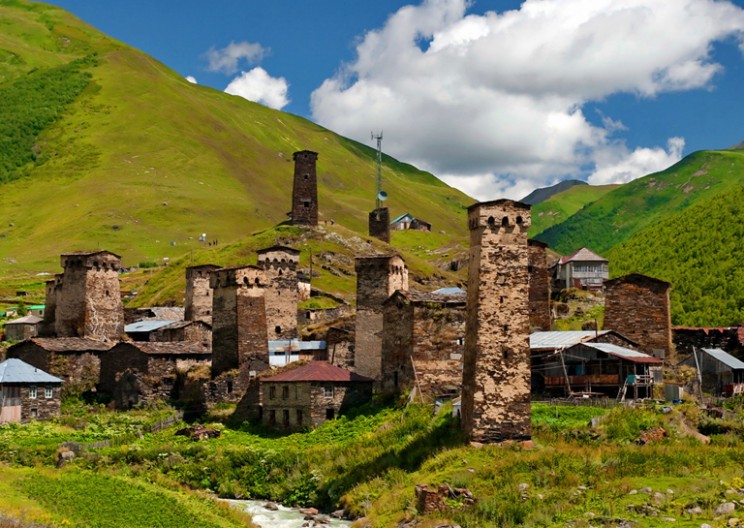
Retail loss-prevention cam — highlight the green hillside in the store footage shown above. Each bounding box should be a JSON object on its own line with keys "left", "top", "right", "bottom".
{"left": 535, "top": 149, "right": 744, "bottom": 254}
{"left": 608, "top": 186, "right": 744, "bottom": 326}
{"left": 528, "top": 183, "right": 619, "bottom": 237}
{"left": 0, "top": 0, "right": 472, "bottom": 278}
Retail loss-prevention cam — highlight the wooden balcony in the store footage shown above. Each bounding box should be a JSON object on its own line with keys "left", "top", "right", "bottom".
{"left": 544, "top": 374, "right": 620, "bottom": 387}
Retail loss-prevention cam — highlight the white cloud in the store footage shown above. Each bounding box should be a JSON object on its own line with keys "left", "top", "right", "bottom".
{"left": 185, "top": 75, "right": 198, "bottom": 84}
{"left": 311, "top": 0, "right": 744, "bottom": 200}
{"left": 206, "top": 41, "right": 267, "bottom": 74}
{"left": 225, "top": 67, "right": 289, "bottom": 110}
{"left": 589, "top": 137, "right": 685, "bottom": 185}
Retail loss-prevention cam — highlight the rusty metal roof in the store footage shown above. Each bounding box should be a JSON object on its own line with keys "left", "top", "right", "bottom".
{"left": 262, "top": 361, "right": 373, "bottom": 383}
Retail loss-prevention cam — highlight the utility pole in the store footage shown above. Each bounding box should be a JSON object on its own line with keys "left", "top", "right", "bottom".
{"left": 371, "top": 131, "right": 383, "bottom": 209}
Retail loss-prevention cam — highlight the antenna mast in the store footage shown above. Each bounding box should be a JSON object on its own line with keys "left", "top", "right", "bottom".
{"left": 371, "top": 131, "right": 383, "bottom": 209}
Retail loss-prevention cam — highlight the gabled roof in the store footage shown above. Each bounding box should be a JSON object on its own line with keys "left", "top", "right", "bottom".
{"left": 391, "top": 212, "right": 415, "bottom": 224}
{"left": 0, "top": 358, "right": 62, "bottom": 384}
{"left": 262, "top": 361, "right": 373, "bottom": 383}
{"left": 61, "top": 250, "right": 121, "bottom": 259}
{"left": 5, "top": 314, "right": 43, "bottom": 325}
{"left": 577, "top": 342, "right": 663, "bottom": 364}
{"left": 114, "top": 341, "right": 210, "bottom": 356}
{"left": 559, "top": 247, "right": 607, "bottom": 264}
{"left": 530, "top": 330, "right": 613, "bottom": 350}
{"left": 125, "top": 320, "right": 178, "bottom": 333}
{"left": 14, "top": 338, "right": 115, "bottom": 352}
{"left": 701, "top": 348, "right": 744, "bottom": 370}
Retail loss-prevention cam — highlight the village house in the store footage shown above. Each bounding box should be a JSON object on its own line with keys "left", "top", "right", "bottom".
{"left": 380, "top": 288, "right": 466, "bottom": 399}
{"left": 0, "top": 358, "right": 62, "bottom": 423}
{"left": 680, "top": 348, "right": 744, "bottom": 396}
{"left": 7, "top": 337, "right": 114, "bottom": 395}
{"left": 552, "top": 247, "right": 609, "bottom": 290}
{"left": 260, "top": 361, "right": 373, "bottom": 431}
{"left": 390, "top": 213, "right": 432, "bottom": 232}
{"left": 124, "top": 319, "right": 211, "bottom": 344}
{"left": 3, "top": 314, "right": 42, "bottom": 341}
{"left": 268, "top": 339, "right": 326, "bottom": 367}
{"left": 673, "top": 326, "right": 744, "bottom": 358}
{"left": 99, "top": 341, "right": 211, "bottom": 409}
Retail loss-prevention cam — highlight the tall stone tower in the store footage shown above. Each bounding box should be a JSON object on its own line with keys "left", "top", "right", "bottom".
{"left": 368, "top": 208, "right": 390, "bottom": 243}
{"left": 257, "top": 246, "right": 300, "bottom": 340}
{"left": 54, "top": 251, "right": 124, "bottom": 340}
{"left": 291, "top": 150, "right": 319, "bottom": 226}
{"left": 528, "top": 239, "right": 551, "bottom": 331}
{"left": 354, "top": 255, "right": 408, "bottom": 381}
{"left": 185, "top": 264, "right": 221, "bottom": 324}
{"left": 461, "top": 200, "right": 532, "bottom": 443}
{"left": 210, "top": 266, "right": 270, "bottom": 378}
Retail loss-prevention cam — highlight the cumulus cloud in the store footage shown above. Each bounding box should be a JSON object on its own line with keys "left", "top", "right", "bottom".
{"left": 311, "top": 0, "right": 744, "bottom": 199}
{"left": 225, "top": 67, "right": 289, "bottom": 110}
{"left": 185, "top": 75, "right": 198, "bottom": 84}
{"left": 206, "top": 41, "right": 267, "bottom": 74}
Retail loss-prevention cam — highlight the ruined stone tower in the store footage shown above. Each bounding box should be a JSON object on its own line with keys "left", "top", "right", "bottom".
{"left": 39, "top": 274, "right": 63, "bottom": 337}
{"left": 185, "top": 264, "right": 221, "bottom": 325}
{"left": 604, "top": 273, "right": 672, "bottom": 359}
{"left": 461, "top": 200, "right": 532, "bottom": 443}
{"left": 528, "top": 239, "right": 551, "bottom": 331}
{"left": 291, "top": 150, "right": 319, "bottom": 226}
{"left": 257, "top": 246, "right": 300, "bottom": 340}
{"left": 53, "top": 251, "right": 124, "bottom": 340}
{"left": 354, "top": 255, "right": 408, "bottom": 381}
{"left": 368, "top": 207, "right": 390, "bottom": 243}
{"left": 210, "top": 266, "right": 270, "bottom": 378}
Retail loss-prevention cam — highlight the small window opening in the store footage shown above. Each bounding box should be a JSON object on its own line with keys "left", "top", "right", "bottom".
{"left": 275, "top": 325, "right": 282, "bottom": 334}
{"left": 502, "top": 216, "right": 509, "bottom": 226}
{"left": 226, "top": 380, "right": 233, "bottom": 394}
{"left": 487, "top": 216, "right": 495, "bottom": 225}
{"left": 325, "top": 408, "right": 335, "bottom": 420}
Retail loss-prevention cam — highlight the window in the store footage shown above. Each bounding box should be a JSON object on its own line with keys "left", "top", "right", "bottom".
{"left": 325, "top": 408, "right": 335, "bottom": 420}
{"left": 226, "top": 380, "right": 233, "bottom": 394}
{"left": 296, "top": 409, "right": 303, "bottom": 425}
{"left": 282, "top": 385, "right": 289, "bottom": 399}
{"left": 275, "top": 325, "right": 282, "bottom": 334}
{"left": 303, "top": 200, "right": 311, "bottom": 208}
{"left": 324, "top": 386, "right": 334, "bottom": 397}
{"left": 283, "top": 409, "right": 290, "bottom": 426}
{"left": 30, "top": 408, "right": 38, "bottom": 419}
{"left": 269, "top": 386, "right": 276, "bottom": 400}
{"left": 269, "top": 410, "right": 276, "bottom": 425}
{"left": 45, "top": 386, "right": 53, "bottom": 399}
{"left": 28, "top": 385, "right": 37, "bottom": 399}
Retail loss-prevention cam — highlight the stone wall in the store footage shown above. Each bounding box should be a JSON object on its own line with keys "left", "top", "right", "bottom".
{"left": 462, "top": 200, "right": 532, "bottom": 443}
{"left": 324, "top": 327, "right": 355, "bottom": 369}
{"left": 604, "top": 273, "right": 672, "bottom": 359}
{"left": 673, "top": 326, "right": 744, "bottom": 358}
{"left": 19, "top": 383, "right": 61, "bottom": 422}
{"left": 368, "top": 207, "right": 390, "bottom": 243}
{"left": 291, "top": 150, "right": 319, "bottom": 226}
{"left": 528, "top": 240, "right": 551, "bottom": 331}
{"left": 150, "top": 321, "right": 212, "bottom": 344}
{"left": 258, "top": 247, "right": 300, "bottom": 340}
{"left": 39, "top": 275, "right": 62, "bottom": 336}
{"left": 185, "top": 265, "right": 220, "bottom": 324}
{"left": 354, "top": 255, "right": 408, "bottom": 382}
{"left": 210, "top": 266, "right": 270, "bottom": 378}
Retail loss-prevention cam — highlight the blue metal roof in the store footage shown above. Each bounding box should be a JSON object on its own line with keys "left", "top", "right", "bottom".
{"left": 432, "top": 287, "right": 466, "bottom": 295}
{"left": 0, "top": 358, "right": 62, "bottom": 384}
{"left": 390, "top": 212, "right": 414, "bottom": 224}
{"left": 125, "top": 320, "right": 178, "bottom": 333}
{"left": 702, "top": 348, "right": 744, "bottom": 370}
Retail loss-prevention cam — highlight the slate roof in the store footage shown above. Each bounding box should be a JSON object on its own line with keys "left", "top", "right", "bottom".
{"left": 116, "top": 342, "right": 211, "bottom": 356}
{"left": 578, "top": 343, "right": 663, "bottom": 364}
{"left": 125, "top": 320, "right": 178, "bottom": 333}
{"left": 559, "top": 247, "right": 608, "bottom": 265}
{"left": 19, "top": 338, "right": 115, "bottom": 352}
{"left": 262, "top": 361, "right": 373, "bottom": 383}
{"left": 701, "top": 348, "right": 744, "bottom": 370}
{"left": 0, "top": 358, "right": 62, "bottom": 384}
{"left": 5, "top": 314, "right": 43, "bottom": 325}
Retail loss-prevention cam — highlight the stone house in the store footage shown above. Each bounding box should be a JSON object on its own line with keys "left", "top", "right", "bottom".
{"left": 604, "top": 273, "right": 672, "bottom": 359}
{"left": 4, "top": 314, "right": 42, "bottom": 341}
{"left": 552, "top": 247, "right": 609, "bottom": 290}
{"left": 381, "top": 289, "right": 466, "bottom": 399}
{"left": 390, "top": 213, "right": 432, "bottom": 232}
{"left": 268, "top": 339, "right": 326, "bottom": 367}
{"left": 261, "top": 361, "right": 373, "bottom": 431}
{"left": 540, "top": 342, "right": 662, "bottom": 399}
{"left": 673, "top": 326, "right": 744, "bottom": 358}
{"left": 99, "top": 341, "right": 210, "bottom": 409}
{"left": 0, "top": 358, "right": 63, "bottom": 423}
{"left": 124, "top": 319, "right": 211, "bottom": 344}
{"left": 680, "top": 348, "right": 744, "bottom": 396}
{"left": 7, "top": 337, "right": 114, "bottom": 395}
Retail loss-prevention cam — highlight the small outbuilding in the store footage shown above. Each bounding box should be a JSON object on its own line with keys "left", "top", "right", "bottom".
{"left": 390, "top": 213, "right": 432, "bottom": 232}
{"left": 3, "top": 314, "right": 42, "bottom": 341}
{"left": 680, "top": 348, "right": 744, "bottom": 396}
{"left": 261, "top": 361, "right": 373, "bottom": 431}
{"left": 0, "top": 358, "right": 62, "bottom": 423}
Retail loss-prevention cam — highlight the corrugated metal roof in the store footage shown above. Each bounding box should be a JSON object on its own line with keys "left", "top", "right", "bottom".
{"left": 0, "top": 358, "right": 62, "bottom": 384}
{"left": 432, "top": 287, "right": 466, "bottom": 295}
{"left": 125, "top": 320, "right": 178, "bottom": 333}
{"left": 530, "top": 331, "right": 610, "bottom": 350}
{"left": 580, "top": 342, "right": 662, "bottom": 364}
{"left": 268, "top": 340, "right": 326, "bottom": 353}
{"left": 262, "top": 361, "right": 373, "bottom": 383}
{"left": 5, "top": 314, "right": 43, "bottom": 325}
{"left": 391, "top": 213, "right": 414, "bottom": 224}
{"left": 702, "top": 348, "right": 744, "bottom": 370}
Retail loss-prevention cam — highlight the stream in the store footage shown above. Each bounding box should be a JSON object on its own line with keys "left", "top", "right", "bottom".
{"left": 225, "top": 499, "right": 353, "bottom": 528}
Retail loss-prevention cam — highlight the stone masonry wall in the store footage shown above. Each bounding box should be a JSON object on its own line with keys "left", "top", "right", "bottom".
{"left": 291, "top": 150, "right": 319, "bottom": 226}
{"left": 412, "top": 303, "right": 465, "bottom": 396}
{"left": 369, "top": 207, "right": 390, "bottom": 243}
{"left": 258, "top": 247, "right": 300, "bottom": 340}
{"left": 604, "top": 274, "right": 672, "bottom": 359}
{"left": 528, "top": 240, "right": 551, "bottom": 331}
{"left": 20, "top": 384, "right": 61, "bottom": 422}
{"left": 39, "top": 275, "right": 61, "bottom": 337}
{"left": 381, "top": 297, "right": 415, "bottom": 393}
{"left": 462, "top": 200, "right": 532, "bottom": 443}
{"left": 185, "top": 265, "right": 220, "bottom": 324}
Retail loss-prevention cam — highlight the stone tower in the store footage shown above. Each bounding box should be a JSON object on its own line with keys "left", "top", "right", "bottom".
{"left": 368, "top": 207, "right": 390, "bottom": 243}
{"left": 257, "top": 245, "right": 300, "bottom": 340}
{"left": 39, "top": 274, "right": 63, "bottom": 337}
{"left": 210, "top": 266, "right": 270, "bottom": 378}
{"left": 291, "top": 150, "right": 319, "bottom": 226}
{"left": 604, "top": 273, "right": 672, "bottom": 359}
{"left": 354, "top": 255, "right": 408, "bottom": 381}
{"left": 185, "top": 264, "right": 221, "bottom": 324}
{"left": 54, "top": 251, "right": 124, "bottom": 340}
{"left": 461, "top": 200, "right": 532, "bottom": 443}
{"left": 528, "top": 239, "right": 551, "bottom": 331}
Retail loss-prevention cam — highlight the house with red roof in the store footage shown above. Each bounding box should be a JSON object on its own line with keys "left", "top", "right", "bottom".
{"left": 260, "top": 361, "right": 373, "bottom": 430}
{"left": 552, "top": 247, "right": 609, "bottom": 290}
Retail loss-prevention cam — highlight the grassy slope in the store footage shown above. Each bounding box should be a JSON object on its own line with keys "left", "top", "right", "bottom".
{"left": 528, "top": 184, "right": 619, "bottom": 237}
{"left": 0, "top": 1, "right": 471, "bottom": 279}
{"left": 534, "top": 150, "right": 744, "bottom": 255}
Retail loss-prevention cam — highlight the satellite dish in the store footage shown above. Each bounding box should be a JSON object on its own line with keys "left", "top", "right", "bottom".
{"left": 377, "top": 191, "right": 388, "bottom": 202}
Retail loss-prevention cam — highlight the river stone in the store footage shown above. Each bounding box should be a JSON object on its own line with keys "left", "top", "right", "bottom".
{"left": 716, "top": 502, "right": 736, "bottom": 516}
{"left": 263, "top": 502, "right": 278, "bottom": 511}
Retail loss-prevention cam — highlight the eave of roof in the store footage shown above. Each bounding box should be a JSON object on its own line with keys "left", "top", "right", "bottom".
{"left": 262, "top": 361, "right": 373, "bottom": 383}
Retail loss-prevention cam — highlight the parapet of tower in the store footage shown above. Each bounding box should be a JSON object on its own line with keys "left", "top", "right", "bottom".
{"left": 354, "top": 254, "right": 408, "bottom": 381}
{"left": 291, "top": 150, "right": 319, "bottom": 226}
{"left": 461, "top": 200, "right": 532, "bottom": 443}
{"left": 368, "top": 207, "right": 390, "bottom": 243}
{"left": 53, "top": 251, "right": 124, "bottom": 340}
{"left": 210, "top": 266, "right": 270, "bottom": 378}
{"left": 185, "top": 264, "right": 221, "bottom": 325}
{"left": 257, "top": 246, "right": 300, "bottom": 340}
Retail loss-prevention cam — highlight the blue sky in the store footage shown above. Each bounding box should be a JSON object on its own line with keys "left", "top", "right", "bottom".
{"left": 49, "top": 0, "right": 744, "bottom": 199}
